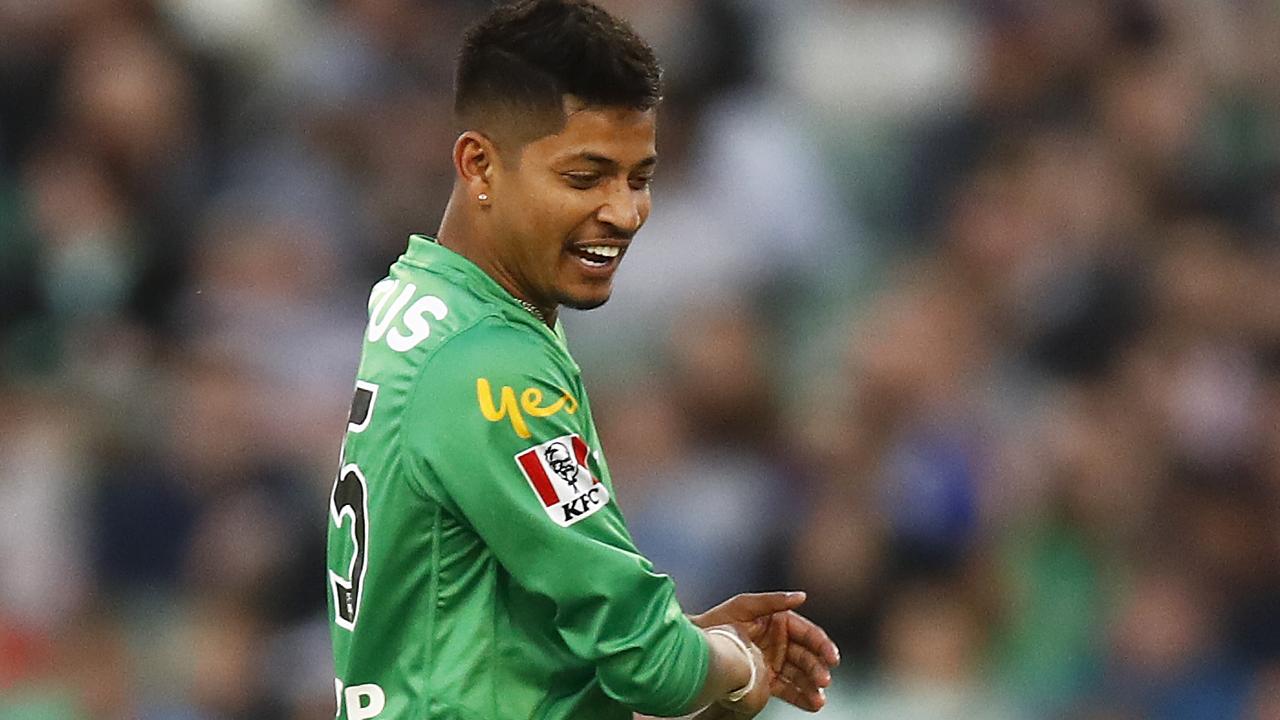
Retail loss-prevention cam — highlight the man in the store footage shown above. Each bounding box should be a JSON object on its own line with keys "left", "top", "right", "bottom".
{"left": 326, "top": 2, "right": 838, "bottom": 718}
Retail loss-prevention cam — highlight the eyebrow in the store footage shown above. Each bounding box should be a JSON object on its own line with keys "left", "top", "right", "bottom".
{"left": 567, "top": 153, "right": 658, "bottom": 171}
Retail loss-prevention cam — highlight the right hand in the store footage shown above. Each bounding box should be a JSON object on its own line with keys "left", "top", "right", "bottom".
{"left": 693, "top": 592, "right": 839, "bottom": 712}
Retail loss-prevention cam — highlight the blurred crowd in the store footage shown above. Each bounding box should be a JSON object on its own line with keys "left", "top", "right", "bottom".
{"left": 2, "top": 0, "right": 1279, "bottom": 718}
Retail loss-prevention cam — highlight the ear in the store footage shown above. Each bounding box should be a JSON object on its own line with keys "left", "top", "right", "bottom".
{"left": 453, "top": 131, "right": 501, "bottom": 200}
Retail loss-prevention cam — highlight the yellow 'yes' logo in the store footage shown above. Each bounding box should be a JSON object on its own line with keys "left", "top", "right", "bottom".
{"left": 476, "top": 378, "right": 579, "bottom": 438}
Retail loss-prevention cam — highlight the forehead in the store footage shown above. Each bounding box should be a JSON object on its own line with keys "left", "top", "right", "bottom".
{"left": 521, "top": 98, "right": 657, "bottom": 166}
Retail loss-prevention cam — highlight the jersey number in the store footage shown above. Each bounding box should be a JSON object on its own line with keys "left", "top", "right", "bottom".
{"left": 330, "top": 382, "right": 378, "bottom": 631}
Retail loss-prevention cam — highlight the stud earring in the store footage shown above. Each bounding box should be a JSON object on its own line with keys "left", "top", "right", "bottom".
{"left": 478, "top": 193, "right": 489, "bottom": 202}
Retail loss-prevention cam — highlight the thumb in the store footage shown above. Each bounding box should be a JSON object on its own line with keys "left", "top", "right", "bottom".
{"left": 728, "top": 591, "right": 807, "bottom": 620}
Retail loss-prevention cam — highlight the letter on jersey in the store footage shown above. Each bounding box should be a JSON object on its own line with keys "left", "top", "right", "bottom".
{"left": 344, "top": 683, "right": 386, "bottom": 720}
{"left": 365, "top": 279, "right": 449, "bottom": 353}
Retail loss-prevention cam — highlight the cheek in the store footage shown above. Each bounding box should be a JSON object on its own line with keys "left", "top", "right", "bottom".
{"left": 503, "top": 180, "right": 602, "bottom": 248}
{"left": 543, "top": 194, "right": 601, "bottom": 239}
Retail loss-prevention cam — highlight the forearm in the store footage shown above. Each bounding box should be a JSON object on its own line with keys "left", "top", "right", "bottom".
{"left": 683, "top": 629, "right": 754, "bottom": 712}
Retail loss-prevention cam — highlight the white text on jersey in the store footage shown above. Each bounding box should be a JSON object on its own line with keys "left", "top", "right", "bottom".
{"left": 366, "top": 279, "right": 449, "bottom": 353}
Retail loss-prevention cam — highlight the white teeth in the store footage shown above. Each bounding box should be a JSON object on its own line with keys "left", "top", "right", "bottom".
{"left": 581, "top": 245, "right": 620, "bottom": 258}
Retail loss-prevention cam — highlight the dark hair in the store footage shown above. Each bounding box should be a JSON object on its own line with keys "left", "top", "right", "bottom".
{"left": 454, "top": 0, "right": 662, "bottom": 129}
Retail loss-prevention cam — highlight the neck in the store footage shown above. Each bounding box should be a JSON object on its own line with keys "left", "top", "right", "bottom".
{"left": 437, "top": 191, "right": 558, "bottom": 327}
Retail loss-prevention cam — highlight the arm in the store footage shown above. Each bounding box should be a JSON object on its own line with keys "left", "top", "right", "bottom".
{"left": 689, "top": 626, "right": 768, "bottom": 713}
{"left": 636, "top": 626, "right": 770, "bottom": 718}
{"left": 403, "top": 323, "right": 723, "bottom": 716}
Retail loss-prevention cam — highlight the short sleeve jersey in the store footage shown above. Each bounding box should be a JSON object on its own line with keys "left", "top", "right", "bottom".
{"left": 327, "top": 235, "right": 709, "bottom": 720}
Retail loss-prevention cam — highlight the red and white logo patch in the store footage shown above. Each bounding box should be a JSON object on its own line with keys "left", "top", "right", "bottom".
{"left": 514, "top": 433, "right": 609, "bottom": 527}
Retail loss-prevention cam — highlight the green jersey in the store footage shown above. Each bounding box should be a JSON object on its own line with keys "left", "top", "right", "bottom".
{"left": 326, "top": 235, "right": 709, "bottom": 720}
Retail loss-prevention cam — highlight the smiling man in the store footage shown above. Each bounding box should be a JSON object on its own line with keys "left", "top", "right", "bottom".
{"left": 325, "top": 2, "right": 837, "bottom": 719}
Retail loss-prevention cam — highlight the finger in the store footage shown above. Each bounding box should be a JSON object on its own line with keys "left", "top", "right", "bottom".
{"left": 784, "top": 611, "right": 841, "bottom": 667}
{"left": 787, "top": 643, "right": 833, "bottom": 688}
{"left": 691, "top": 592, "right": 806, "bottom": 630}
{"left": 767, "top": 612, "right": 787, "bottom": 672}
{"left": 771, "top": 676, "right": 823, "bottom": 712}
{"left": 741, "top": 616, "right": 770, "bottom": 645}
{"left": 781, "top": 646, "right": 828, "bottom": 687}
{"left": 779, "top": 660, "right": 815, "bottom": 690}
{"left": 783, "top": 644, "right": 834, "bottom": 689}
{"left": 778, "top": 656, "right": 831, "bottom": 709}
{"left": 783, "top": 611, "right": 840, "bottom": 667}
{"left": 772, "top": 674, "right": 826, "bottom": 713}
{"left": 784, "top": 676, "right": 827, "bottom": 713}
{"left": 729, "top": 591, "right": 808, "bottom": 621}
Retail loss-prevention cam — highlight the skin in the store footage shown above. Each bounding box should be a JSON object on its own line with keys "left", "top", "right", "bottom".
{"left": 690, "top": 592, "right": 841, "bottom": 713}
{"left": 689, "top": 626, "right": 772, "bottom": 717}
{"left": 640, "top": 592, "right": 841, "bottom": 718}
{"left": 438, "top": 95, "right": 657, "bottom": 325}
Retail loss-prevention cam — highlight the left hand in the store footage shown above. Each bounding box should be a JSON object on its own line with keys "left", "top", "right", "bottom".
{"left": 691, "top": 592, "right": 840, "bottom": 712}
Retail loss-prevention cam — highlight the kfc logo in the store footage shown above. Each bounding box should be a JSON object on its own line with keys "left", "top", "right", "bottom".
{"left": 544, "top": 442, "right": 580, "bottom": 493}
{"left": 514, "top": 434, "right": 610, "bottom": 527}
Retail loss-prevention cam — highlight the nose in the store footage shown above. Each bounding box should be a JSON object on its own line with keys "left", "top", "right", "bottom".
{"left": 595, "top": 184, "right": 644, "bottom": 236}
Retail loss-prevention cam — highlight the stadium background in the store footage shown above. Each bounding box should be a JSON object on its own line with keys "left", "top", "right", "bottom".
{"left": 2, "top": 0, "right": 1280, "bottom": 718}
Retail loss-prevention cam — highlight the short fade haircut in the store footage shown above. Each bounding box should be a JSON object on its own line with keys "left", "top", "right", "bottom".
{"left": 454, "top": 0, "right": 662, "bottom": 146}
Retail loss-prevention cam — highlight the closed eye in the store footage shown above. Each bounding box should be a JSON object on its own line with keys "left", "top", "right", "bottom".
{"left": 562, "top": 172, "right": 601, "bottom": 189}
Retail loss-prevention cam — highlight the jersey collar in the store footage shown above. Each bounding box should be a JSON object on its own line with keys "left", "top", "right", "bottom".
{"left": 402, "top": 234, "right": 563, "bottom": 337}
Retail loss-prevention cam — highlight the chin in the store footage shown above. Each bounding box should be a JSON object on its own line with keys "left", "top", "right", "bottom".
{"left": 559, "top": 291, "right": 612, "bottom": 311}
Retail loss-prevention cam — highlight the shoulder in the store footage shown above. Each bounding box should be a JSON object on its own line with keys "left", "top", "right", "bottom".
{"left": 363, "top": 266, "right": 487, "bottom": 356}
{"left": 407, "top": 315, "right": 583, "bottom": 444}
{"left": 361, "top": 261, "right": 546, "bottom": 369}
{"left": 423, "top": 314, "right": 565, "bottom": 380}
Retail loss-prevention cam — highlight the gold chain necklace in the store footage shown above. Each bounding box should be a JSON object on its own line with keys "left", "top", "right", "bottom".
{"left": 517, "top": 299, "right": 546, "bottom": 324}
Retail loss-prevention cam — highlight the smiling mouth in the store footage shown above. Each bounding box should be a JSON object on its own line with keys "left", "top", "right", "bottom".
{"left": 569, "top": 244, "right": 624, "bottom": 269}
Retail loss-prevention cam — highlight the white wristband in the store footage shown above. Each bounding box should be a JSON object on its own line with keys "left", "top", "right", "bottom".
{"left": 706, "top": 627, "right": 757, "bottom": 703}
